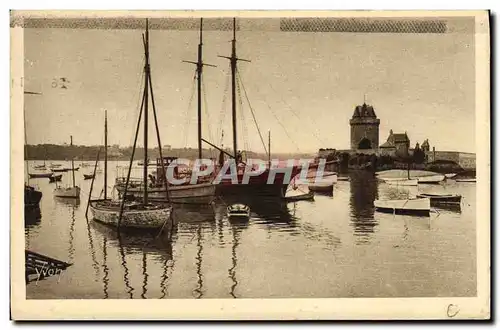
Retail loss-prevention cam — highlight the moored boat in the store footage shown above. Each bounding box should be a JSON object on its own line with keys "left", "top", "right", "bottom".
{"left": 416, "top": 193, "right": 462, "bottom": 205}
{"left": 308, "top": 181, "right": 334, "bottom": 193}
{"left": 48, "top": 173, "right": 62, "bottom": 183}
{"left": 383, "top": 178, "right": 418, "bottom": 186}
{"left": 374, "top": 197, "right": 430, "bottom": 216}
{"left": 227, "top": 203, "right": 250, "bottom": 219}
{"left": 25, "top": 185, "right": 42, "bottom": 208}
{"left": 54, "top": 186, "right": 81, "bottom": 198}
{"left": 29, "top": 171, "right": 53, "bottom": 178}
{"left": 88, "top": 20, "right": 173, "bottom": 231}
{"left": 455, "top": 178, "right": 476, "bottom": 182}
{"left": 284, "top": 190, "right": 314, "bottom": 202}
{"left": 83, "top": 173, "right": 95, "bottom": 180}
{"left": 417, "top": 174, "right": 445, "bottom": 184}
{"left": 89, "top": 199, "right": 171, "bottom": 229}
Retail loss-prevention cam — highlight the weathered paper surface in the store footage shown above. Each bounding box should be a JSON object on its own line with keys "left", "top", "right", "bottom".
{"left": 11, "top": 10, "right": 490, "bottom": 320}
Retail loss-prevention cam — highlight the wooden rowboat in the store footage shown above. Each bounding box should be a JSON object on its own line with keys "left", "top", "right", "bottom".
{"left": 284, "top": 190, "right": 314, "bottom": 202}
{"left": 455, "top": 178, "right": 476, "bottom": 182}
{"left": 227, "top": 203, "right": 250, "bottom": 219}
{"left": 48, "top": 174, "right": 62, "bottom": 182}
{"left": 374, "top": 197, "right": 430, "bottom": 216}
{"left": 29, "top": 171, "right": 53, "bottom": 178}
{"left": 417, "top": 174, "right": 445, "bottom": 184}
{"left": 383, "top": 178, "right": 418, "bottom": 186}
{"left": 416, "top": 193, "right": 462, "bottom": 205}
{"left": 83, "top": 173, "right": 95, "bottom": 180}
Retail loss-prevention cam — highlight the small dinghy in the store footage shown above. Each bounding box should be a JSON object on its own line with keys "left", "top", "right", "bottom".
{"left": 374, "top": 197, "right": 430, "bottom": 216}
{"left": 445, "top": 173, "right": 457, "bottom": 179}
{"left": 416, "top": 193, "right": 462, "bottom": 205}
{"left": 455, "top": 178, "right": 476, "bottom": 182}
{"left": 309, "top": 181, "right": 334, "bottom": 193}
{"left": 48, "top": 173, "right": 62, "bottom": 183}
{"left": 383, "top": 178, "right": 418, "bottom": 186}
{"left": 83, "top": 173, "right": 95, "bottom": 180}
{"left": 29, "top": 171, "right": 53, "bottom": 179}
{"left": 417, "top": 174, "right": 445, "bottom": 184}
{"left": 284, "top": 190, "right": 314, "bottom": 202}
{"left": 227, "top": 204, "right": 250, "bottom": 219}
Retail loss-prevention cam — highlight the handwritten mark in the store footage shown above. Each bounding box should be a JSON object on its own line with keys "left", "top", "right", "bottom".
{"left": 447, "top": 304, "right": 460, "bottom": 318}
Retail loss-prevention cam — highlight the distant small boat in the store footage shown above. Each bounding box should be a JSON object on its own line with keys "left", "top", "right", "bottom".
{"left": 308, "top": 181, "right": 334, "bottom": 193}
{"left": 455, "top": 178, "right": 476, "bottom": 182}
{"left": 54, "top": 186, "right": 81, "bottom": 198}
{"left": 416, "top": 193, "right": 462, "bottom": 205}
{"left": 53, "top": 166, "right": 79, "bottom": 173}
{"left": 227, "top": 204, "right": 250, "bottom": 219}
{"left": 374, "top": 197, "right": 430, "bottom": 216}
{"left": 29, "top": 171, "right": 53, "bottom": 178}
{"left": 52, "top": 168, "right": 69, "bottom": 173}
{"left": 445, "top": 173, "right": 457, "bottom": 179}
{"left": 34, "top": 164, "right": 46, "bottom": 170}
{"left": 417, "top": 174, "right": 445, "bottom": 184}
{"left": 383, "top": 178, "right": 418, "bottom": 186}
{"left": 49, "top": 163, "right": 62, "bottom": 169}
{"left": 83, "top": 173, "right": 95, "bottom": 180}
{"left": 48, "top": 174, "right": 62, "bottom": 183}
{"left": 284, "top": 188, "right": 314, "bottom": 202}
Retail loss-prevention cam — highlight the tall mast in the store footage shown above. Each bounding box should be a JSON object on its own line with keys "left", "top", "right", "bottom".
{"left": 104, "top": 109, "right": 108, "bottom": 199}
{"left": 70, "top": 135, "right": 75, "bottom": 188}
{"left": 183, "top": 18, "right": 216, "bottom": 159}
{"left": 197, "top": 19, "right": 203, "bottom": 160}
{"left": 218, "top": 18, "right": 249, "bottom": 159}
{"left": 230, "top": 18, "right": 237, "bottom": 158}
{"left": 143, "top": 19, "right": 150, "bottom": 204}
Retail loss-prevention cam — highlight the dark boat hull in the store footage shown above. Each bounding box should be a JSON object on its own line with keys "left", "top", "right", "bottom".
{"left": 25, "top": 186, "right": 42, "bottom": 207}
{"left": 417, "top": 194, "right": 462, "bottom": 205}
{"left": 375, "top": 206, "right": 430, "bottom": 216}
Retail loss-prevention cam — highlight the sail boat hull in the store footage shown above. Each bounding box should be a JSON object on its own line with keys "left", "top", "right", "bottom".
{"left": 89, "top": 199, "right": 172, "bottom": 229}
{"left": 25, "top": 186, "right": 42, "bottom": 207}
{"left": 214, "top": 166, "right": 302, "bottom": 198}
{"left": 54, "top": 186, "right": 80, "bottom": 198}
{"left": 115, "top": 181, "right": 216, "bottom": 204}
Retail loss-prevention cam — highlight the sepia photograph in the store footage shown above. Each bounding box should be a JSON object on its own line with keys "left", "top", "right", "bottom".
{"left": 10, "top": 10, "right": 490, "bottom": 320}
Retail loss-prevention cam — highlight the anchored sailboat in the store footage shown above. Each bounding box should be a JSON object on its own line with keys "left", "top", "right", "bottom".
{"left": 207, "top": 18, "right": 302, "bottom": 198}
{"left": 114, "top": 18, "right": 216, "bottom": 205}
{"left": 88, "top": 20, "right": 173, "bottom": 230}
{"left": 54, "top": 135, "right": 81, "bottom": 198}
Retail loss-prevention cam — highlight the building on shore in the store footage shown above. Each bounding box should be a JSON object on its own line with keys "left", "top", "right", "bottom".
{"left": 316, "top": 100, "right": 475, "bottom": 170}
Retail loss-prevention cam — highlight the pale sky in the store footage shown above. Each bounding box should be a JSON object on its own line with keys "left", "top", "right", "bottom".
{"left": 23, "top": 17, "right": 476, "bottom": 153}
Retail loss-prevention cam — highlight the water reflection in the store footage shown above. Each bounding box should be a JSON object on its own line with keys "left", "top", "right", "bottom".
{"left": 141, "top": 251, "right": 148, "bottom": 299}
{"left": 227, "top": 219, "right": 244, "bottom": 298}
{"left": 349, "top": 171, "right": 379, "bottom": 244}
{"left": 193, "top": 226, "right": 204, "bottom": 299}
{"left": 102, "top": 236, "right": 109, "bottom": 299}
{"left": 117, "top": 233, "right": 134, "bottom": 299}
{"left": 92, "top": 221, "right": 174, "bottom": 299}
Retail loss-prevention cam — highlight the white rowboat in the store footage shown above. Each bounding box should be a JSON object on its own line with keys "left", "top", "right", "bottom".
{"left": 374, "top": 197, "right": 430, "bottom": 216}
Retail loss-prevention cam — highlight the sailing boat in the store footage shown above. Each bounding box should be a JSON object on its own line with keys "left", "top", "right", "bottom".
{"left": 207, "top": 18, "right": 302, "bottom": 198}
{"left": 24, "top": 91, "right": 43, "bottom": 208}
{"left": 53, "top": 136, "right": 80, "bottom": 198}
{"left": 88, "top": 20, "right": 172, "bottom": 230}
{"left": 114, "top": 18, "right": 216, "bottom": 205}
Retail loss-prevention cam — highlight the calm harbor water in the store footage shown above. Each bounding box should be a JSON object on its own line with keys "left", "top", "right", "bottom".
{"left": 25, "top": 161, "right": 476, "bottom": 298}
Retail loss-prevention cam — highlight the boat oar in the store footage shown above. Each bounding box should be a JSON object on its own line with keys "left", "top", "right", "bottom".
{"left": 85, "top": 147, "right": 101, "bottom": 221}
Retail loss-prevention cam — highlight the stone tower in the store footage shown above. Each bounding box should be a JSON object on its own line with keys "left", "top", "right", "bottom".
{"left": 349, "top": 102, "right": 380, "bottom": 150}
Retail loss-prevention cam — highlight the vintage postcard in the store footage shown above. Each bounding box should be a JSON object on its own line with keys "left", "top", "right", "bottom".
{"left": 10, "top": 10, "right": 490, "bottom": 320}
